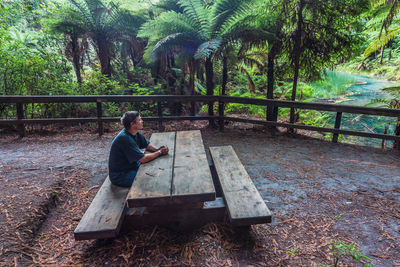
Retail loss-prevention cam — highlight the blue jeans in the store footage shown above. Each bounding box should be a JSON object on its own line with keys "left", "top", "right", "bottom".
{"left": 109, "top": 168, "right": 139, "bottom": 187}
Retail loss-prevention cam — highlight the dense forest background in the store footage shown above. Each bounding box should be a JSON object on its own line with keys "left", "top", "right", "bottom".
{"left": 1, "top": 0, "right": 399, "bottom": 128}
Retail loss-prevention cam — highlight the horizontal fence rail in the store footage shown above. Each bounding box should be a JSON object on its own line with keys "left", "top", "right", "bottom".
{"left": 1, "top": 95, "right": 399, "bottom": 145}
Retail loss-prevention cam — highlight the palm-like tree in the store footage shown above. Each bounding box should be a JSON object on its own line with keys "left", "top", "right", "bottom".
{"left": 363, "top": 0, "right": 400, "bottom": 59}
{"left": 139, "top": 0, "right": 271, "bottom": 99}
{"left": 51, "top": 7, "right": 86, "bottom": 82}
{"left": 52, "top": 0, "right": 146, "bottom": 78}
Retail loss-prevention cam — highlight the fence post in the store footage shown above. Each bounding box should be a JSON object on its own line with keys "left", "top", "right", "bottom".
{"left": 332, "top": 112, "right": 342, "bottom": 143}
{"left": 190, "top": 101, "right": 195, "bottom": 116}
{"left": 157, "top": 101, "right": 163, "bottom": 131}
{"left": 270, "top": 106, "right": 278, "bottom": 137}
{"left": 208, "top": 100, "right": 216, "bottom": 128}
{"left": 96, "top": 99, "right": 103, "bottom": 136}
{"left": 267, "top": 103, "right": 278, "bottom": 137}
{"left": 218, "top": 98, "right": 224, "bottom": 132}
{"left": 16, "top": 103, "right": 25, "bottom": 138}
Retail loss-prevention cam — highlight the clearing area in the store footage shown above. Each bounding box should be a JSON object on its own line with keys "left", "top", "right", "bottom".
{"left": 0, "top": 123, "right": 399, "bottom": 266}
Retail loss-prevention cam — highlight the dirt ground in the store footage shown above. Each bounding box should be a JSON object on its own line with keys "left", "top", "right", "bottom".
{"left": 0, "top": 121, "right": 399, "bottom": 266}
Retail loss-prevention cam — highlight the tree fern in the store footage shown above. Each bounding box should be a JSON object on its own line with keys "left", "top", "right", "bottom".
{"left": 381, "top": 0, "right": 400, "bottom": 32}
{"left": 363, "top": 26, "right": 400, "bottom": 56}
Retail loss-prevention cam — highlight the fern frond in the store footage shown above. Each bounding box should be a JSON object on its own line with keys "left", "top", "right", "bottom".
{"left": 194, "top": 38, "right": 221, "bottom": 59}
{"left": 363, "top": 26, "right": 400, "bottom": 56}
{"left": 113, "top": 9, "right": 147, "bottom": 35}
{"left": 365, "top": 98, "right": 390, "bottom": 107}
{"left": 138, "top": 11, "right": 195, "bottom": 40}
{"left": 177, "top": 0, "right": 209, "bottom": 38}
{"left": 365, "top": 5, "right": 391, "bottom": 30}
{"left": 68, "top": 0, "right": 95, "bottom": 29}
{"left": 156, "top": 0, "right": 183, "bottom": 13}
{"left": 371, "top": 0, "right": 387, "bottom": 9}
{"left": 381, "top": 0, "right": 400, "bottom": 33}
{"left": 211, "top": 0, "right": 257, "bottom": 36}
{"left": 152, "top": 32, "right": 201, "bottom": 59}
{"left": 382, "top": 86, "right": 400, "bottom": 95}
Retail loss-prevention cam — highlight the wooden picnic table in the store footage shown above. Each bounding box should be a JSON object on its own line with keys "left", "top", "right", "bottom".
{"left": 74, "top": 130, "right": 271, "bottom": 240}
{"left": 126, "top": 130, "right": 216, "bottom": 207}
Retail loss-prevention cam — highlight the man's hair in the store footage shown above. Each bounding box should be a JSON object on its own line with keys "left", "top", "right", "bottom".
{"left": 121, "top": 111, "right": 140, "bottom": 130}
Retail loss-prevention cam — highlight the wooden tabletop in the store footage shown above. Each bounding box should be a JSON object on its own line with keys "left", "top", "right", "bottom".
{"left": 126, "top": 130, "right": 216, "bottom": 207}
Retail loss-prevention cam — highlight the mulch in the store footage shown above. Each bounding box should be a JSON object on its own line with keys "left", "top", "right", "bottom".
{"left": 0, "top": 121, "right": 399, "bottom": 266}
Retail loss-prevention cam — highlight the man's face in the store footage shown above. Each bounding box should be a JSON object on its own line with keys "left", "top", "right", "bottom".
{"left": 131, "top": 115, "right": 143, "bottom": 130}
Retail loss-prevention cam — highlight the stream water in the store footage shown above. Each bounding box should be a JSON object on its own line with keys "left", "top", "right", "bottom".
{"left": 324, "top": 74, "right": 396, "bottom": 148}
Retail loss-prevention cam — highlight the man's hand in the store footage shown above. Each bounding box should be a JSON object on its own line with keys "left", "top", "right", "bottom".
{"left": 159, "top": 146, "right": 169, "bottom": 155}
{"left": 139, "top": 145, "right": 169, "bottom": 164}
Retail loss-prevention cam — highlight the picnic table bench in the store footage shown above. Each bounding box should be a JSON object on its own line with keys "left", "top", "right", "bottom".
{"left": 74, "top": 130, "right": 271, "bottom": 240}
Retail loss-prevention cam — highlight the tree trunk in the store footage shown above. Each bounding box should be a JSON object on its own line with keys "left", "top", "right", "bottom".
{"left": 97, "top": 37, "right": 112, "bottom": 77}
{"left": 388, "top": 40, "right": 393, "bottom": 62}
{"left": 205, "top": 56, "right": 216, "bottom": 127}
{"left": 267, "top": 40, "right": 281, "bottom": 121}
{"left": 380, "top": 45, "right": 384, "bottom": 64}
{"left": 129, "top": 37, "right": 144, "bottom": 67}
{"left": 222, "top": 55, "right": 228, "bottom": 96}
{"left": 71, "top": 34, "right": 82, "bottom": 83}
{"left": 189, "top": 60, "right": 195, "bottom": 116}
{"left": 289, "top": 0, "right": 305, "bottom": 131}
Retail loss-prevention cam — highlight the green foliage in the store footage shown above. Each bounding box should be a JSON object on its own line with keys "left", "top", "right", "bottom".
{"left": 76, "top": 71, "right": 125, "bottom": 95}
{"left": 224, "top": 91, "right": 266, "bottom": 116}
{"left": 329, "top": 240, "right": 372, "bottom": 267}
{"left": 334, "top": 213, "right": 344, "bottom": 221}
{"left": 285, "top": 248, "right": 298, "bottom": 255}
{"left": 364, "top": 26, "right": 400, "bottom": 57}
{"left": 0, "top": 33, "right": 72, "bottom": 96}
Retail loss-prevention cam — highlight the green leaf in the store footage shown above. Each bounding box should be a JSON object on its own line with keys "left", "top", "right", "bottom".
{"left": 363, "top": 26, "right": 400, "bottom": 57}
{"left": 194, "top": 38, "right": 221, "bottom": 59}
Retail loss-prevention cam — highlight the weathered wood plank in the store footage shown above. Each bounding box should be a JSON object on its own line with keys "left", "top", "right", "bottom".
{"left": 122, "top": 197, "right": 226, "bottom": 231}
{"left": 126, "top": 132, "right": 176, "bottom": 207}
{"left": 223, "top": 117, "right": 400, "bottom": 141}
{"left": 74, "top": 176, "right": 129, "bottom": 240}
{"left": 172, "top": 130, "right": 216, "bottom": 203}
{"left": 0, "top": 95, "right": 219, "bottom": 104}
{"left": 209, "top": 146, "right": 272, "bottom": 226}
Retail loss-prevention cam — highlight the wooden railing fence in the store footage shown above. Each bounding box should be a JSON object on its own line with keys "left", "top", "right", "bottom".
{"left": 1, "top": 95, "right": 400, "bottom": 145}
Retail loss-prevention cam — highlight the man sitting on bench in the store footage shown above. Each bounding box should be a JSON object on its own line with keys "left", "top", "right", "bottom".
{"left": 108, "top": 111, "right": 169, "bottom": 187}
